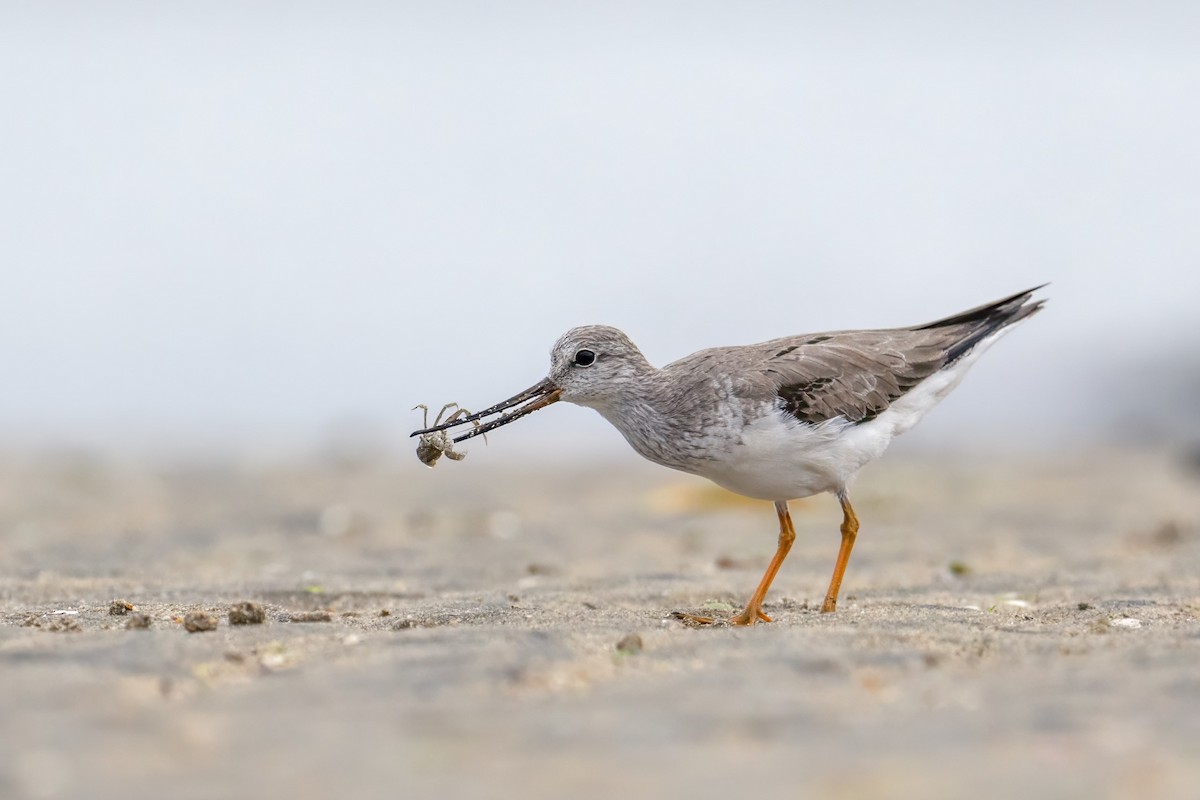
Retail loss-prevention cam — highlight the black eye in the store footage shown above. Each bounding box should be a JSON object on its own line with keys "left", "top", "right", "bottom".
{"left": 573, "top": 349, "right": 596, "bottom": 367}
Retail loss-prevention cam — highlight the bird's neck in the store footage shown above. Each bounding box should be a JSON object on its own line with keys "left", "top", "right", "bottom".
{"left": 593, "top": 372, "right": 701, "bottom": 471}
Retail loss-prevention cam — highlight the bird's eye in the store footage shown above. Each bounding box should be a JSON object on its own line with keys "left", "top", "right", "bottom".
{"left": 573, "top": 349, "right": 596, "bottom": 367}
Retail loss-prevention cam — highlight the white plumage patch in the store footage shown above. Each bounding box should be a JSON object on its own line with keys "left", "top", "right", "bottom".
{"left": 698, "top": 412, "right": 852, "bottom": 500}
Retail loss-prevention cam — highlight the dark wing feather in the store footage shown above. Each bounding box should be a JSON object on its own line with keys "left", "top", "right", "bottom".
{"left": 762, "top": 286, "right": 1046, "bottom": 425}
{"left": 770, "top": 336, "right": 947, "bottom": 424}
{"left": 915, "top": 284, "right": 1046, "bottom": 362}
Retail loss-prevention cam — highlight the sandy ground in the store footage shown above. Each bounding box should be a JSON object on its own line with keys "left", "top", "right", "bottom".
{"left": 1, "top": 447, "right": 1198, "bottom": 800}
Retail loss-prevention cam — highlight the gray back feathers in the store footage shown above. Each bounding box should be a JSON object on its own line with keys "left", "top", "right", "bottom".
{"left": 660, "top": 286, "right": 1046, "bottom": 426}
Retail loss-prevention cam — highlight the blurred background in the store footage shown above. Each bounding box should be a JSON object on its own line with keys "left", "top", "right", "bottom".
{"left": 4, "top": 9, "right": 1200, "bottom": 800}
{"left": 1, "top": 2, "right": 1197, "bottom": 463}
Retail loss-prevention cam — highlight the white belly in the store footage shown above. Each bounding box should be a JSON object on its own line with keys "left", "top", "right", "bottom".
{"left": 695, "top": 412, "right": 887, "bottom": 500}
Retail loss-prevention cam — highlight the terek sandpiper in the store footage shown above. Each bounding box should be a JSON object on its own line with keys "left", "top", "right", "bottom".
{"left": 412, "top": 286, "right": 1046, "bottom": 625}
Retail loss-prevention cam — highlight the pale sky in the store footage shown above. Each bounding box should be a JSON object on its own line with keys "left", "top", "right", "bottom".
{"left": 2, "top": 2, "right": 1197, "bottom": 458}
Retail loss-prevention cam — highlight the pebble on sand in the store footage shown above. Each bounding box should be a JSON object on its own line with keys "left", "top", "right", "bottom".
{"left": 228, "top": 602, "right": 267, "bottom": 625}
{"left": 183, "top": 612, "right": 218, "bottom": 633}
{"left": 615, "top": 634, "right": 644, "bottom": 654}
{"left": 108, "top": 600, "right": 134, "bottom": 616}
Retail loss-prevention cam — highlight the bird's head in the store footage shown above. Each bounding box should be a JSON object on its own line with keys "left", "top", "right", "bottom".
{"left": 545, "top": 325, "right": 651, "bottom": 409}
{"left": 409, "top": 325, "right": 652, "bottom": 445}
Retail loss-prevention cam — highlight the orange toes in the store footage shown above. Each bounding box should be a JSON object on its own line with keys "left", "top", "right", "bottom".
{"left": 729, "top": 606, "right": 772, "bottom": 626}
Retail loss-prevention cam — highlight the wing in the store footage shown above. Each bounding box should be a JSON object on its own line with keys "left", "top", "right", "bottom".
{"left": 672, "top": 286, "right": 1045, "bottom": 426}
{"left": 764, "top": 331, "right": 950, "bottom": 424}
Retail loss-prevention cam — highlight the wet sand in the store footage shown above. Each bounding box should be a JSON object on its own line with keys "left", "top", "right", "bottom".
{"left": 1, "top": 449, "right": 1198, "bottom": 799}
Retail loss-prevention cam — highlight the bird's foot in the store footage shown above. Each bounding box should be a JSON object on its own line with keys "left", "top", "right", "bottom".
{"left": 729, "top": 605, "right": 772, "bottom": 626}
{"left": 669, "top": 605, "right": 772, "bottom": 627}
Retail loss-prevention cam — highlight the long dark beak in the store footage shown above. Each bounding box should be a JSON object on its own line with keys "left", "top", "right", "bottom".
{"left": 410, "top": 378, "right": 563, "bottom": 443}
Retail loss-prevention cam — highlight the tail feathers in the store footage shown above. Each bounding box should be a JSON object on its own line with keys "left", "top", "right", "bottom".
{"left": 918, "top": 285, "right": 1047, "bottom": 364}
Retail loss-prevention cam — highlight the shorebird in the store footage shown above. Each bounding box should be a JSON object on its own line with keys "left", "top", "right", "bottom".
{"left": 412, "top": 286, "right": 1045, "bottom": 625}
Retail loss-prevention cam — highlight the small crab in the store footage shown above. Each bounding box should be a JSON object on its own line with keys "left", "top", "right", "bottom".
{"left": 413, "top": 403, "right": 484, "bottom": 467}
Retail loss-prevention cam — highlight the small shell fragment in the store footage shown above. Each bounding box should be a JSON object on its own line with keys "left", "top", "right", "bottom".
{"left": 1109, "top": 617, "right": 1142, "bottom": 629}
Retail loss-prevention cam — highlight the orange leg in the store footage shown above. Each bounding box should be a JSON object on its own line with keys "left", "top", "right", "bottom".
{"left": 731, "top": 501, "right": 797, "bottom": 624}
{"left": 674, "top": 500, "right": 797, "bottom": 627}
{"left": 821, "top": 490, "right": 859, "bottom": 613}
{"left": 727, "top": 500, "right": 797, "bottom": 625}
